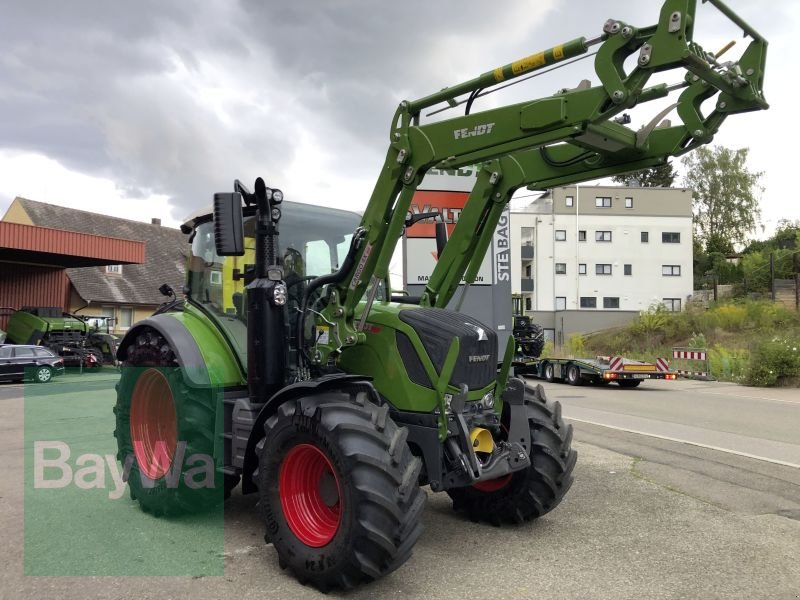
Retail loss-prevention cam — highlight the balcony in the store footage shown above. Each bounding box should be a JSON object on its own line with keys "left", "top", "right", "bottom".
{"left": 520, "top": 278, "right": 534, "bottom": 292}
{"left": 521, "top": 245, "right": 534, "bottom": 260}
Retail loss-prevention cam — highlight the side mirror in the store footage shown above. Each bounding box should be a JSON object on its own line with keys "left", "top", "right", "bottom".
{"left": 213, "top": 192, "right": 245, "bottom": 256}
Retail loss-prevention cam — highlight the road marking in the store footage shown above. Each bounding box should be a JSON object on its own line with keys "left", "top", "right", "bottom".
{"left": 684, "top": 388, "right": 800, "bottom": 406}
{"left": 568, "top": 416, "right": 800, "bottom": 470}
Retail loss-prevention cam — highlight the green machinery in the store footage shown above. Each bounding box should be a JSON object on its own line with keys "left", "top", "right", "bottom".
{"left": 113, "top": 0, "right": 767, "bottom": 591}
{"left": 5, "top": 308, "right": 104, "bottom": 367}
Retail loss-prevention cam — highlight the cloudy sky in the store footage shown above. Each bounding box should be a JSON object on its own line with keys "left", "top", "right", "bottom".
{"left": 1, "top": 0, "right": 795, "bottom": 236}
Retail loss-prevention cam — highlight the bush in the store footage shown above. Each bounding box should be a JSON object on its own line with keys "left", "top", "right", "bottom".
{"left": 744, "top": 337, "right": 800, "bottom": 387}
{"left": 708, "top": 345, "right": 749, "bottom": 382}
{"left": 565, "top": 333, "right": 586, "bottom": 358}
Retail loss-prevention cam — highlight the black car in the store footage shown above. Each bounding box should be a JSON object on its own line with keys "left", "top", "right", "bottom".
{"left": 0, "top": 344, "right": 65, "bottom": 383}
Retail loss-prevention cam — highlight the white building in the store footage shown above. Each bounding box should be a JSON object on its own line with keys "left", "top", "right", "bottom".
{"left": 511, "top": 185, "right": 693, "bottom": 344}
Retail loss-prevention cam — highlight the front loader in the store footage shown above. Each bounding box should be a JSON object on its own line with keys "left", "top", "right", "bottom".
{"left": 113, "top": 0, "right": 767, "bottom": 591}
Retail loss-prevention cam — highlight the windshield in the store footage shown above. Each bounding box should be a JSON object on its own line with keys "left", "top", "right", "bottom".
{"left": 186, "top": 202, "right": 360, "bottom": 365}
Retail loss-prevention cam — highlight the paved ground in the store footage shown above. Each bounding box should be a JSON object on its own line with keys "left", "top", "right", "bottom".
{"left": 1, "top": 372, "right": 799, "bottom": 599}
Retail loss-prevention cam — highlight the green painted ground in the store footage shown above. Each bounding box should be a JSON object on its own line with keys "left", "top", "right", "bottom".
{"left": 23, "top": 370, "right": 224, "bottom": 576}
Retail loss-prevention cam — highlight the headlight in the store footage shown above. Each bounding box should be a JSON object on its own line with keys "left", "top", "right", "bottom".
{"left": 271, "top": 207, "right": 281, "bottom": 221}
{"left": 272, "top": 189, "right": 283, "bottom": 203}
{"left": 273, "top": 283, "right": 288, "bottom": 306}
{"left": 482, "top": 392, "right": 494, "bottom": 408}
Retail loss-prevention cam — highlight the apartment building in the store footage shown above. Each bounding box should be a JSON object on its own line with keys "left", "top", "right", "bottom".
{"left": 511, "top": 185, "right": 693, "bottom": 344}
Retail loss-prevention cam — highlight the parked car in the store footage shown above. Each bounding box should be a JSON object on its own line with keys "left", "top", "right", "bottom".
{"left": 0, "top": 344, "right": 65, "bottom": 383}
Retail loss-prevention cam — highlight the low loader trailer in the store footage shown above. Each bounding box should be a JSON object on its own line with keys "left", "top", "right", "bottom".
{"left": 518, "top": 355, "right": 677, "bottom": 388}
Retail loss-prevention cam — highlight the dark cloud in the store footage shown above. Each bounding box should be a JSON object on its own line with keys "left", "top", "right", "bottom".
{"left": 0, "top": 0, "right": 784, "bottom": 221}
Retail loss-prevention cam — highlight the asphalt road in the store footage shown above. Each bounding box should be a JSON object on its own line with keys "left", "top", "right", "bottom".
{"left": 1, "top": 373, "right": 799, "bottom": 599}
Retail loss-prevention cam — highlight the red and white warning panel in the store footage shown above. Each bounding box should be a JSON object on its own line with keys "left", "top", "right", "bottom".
{"left": 672, "top": 350, "right": 707, "bottom": 361}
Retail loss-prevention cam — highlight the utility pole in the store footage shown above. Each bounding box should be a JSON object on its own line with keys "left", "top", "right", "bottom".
{"left": 770, "top": 252, "right": 776, "bottom": 302}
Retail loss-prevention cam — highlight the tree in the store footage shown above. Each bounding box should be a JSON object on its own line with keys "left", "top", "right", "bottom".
{"left": 682, "top": 146, "right": 764, "bottom": 252}
{"left": 612, "top": 161, "right": 676, "bottom": 187}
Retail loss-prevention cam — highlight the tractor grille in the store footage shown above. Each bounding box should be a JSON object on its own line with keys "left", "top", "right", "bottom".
{"left": 398, "top": 308, "right": 497, "bottom": 391}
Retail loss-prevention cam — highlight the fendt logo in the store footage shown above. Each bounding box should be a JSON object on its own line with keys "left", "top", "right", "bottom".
{"left": 468, "top": 354, "right": 491, "bottom": 363}
{"left": 454, "top": 123, "right": 495, "bottom": 140}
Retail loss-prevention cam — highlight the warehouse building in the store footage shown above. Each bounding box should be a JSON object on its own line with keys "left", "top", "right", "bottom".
{"left": 2, "top": 197, "right": 185, "bottom": 334}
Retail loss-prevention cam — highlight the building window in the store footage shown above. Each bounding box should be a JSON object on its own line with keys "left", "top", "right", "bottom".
{"left": 603, "top": 297, "right": 620, "bottom": 309}
{"left": 624, "top": 264, "right": 632, "bottom": 276}
{"left": 578, "top": 263, "right": 587, "bottom": 275}
{"left": 662, "top": 265, "right": 681, "bottom": 276}
{"left": 595, "top": 230, "right": 612, "bottom": 242}
{"left": 578, "top": 230, "right": 587, "bottom": 242}
{"left": 580, "top": 297, "right": 597, "bottom": 309}
{"left": 641, "top": 231, "right": 649, "bottom": 243}
{"left": 565, "top": 196, "right": 574, "bottom": 208}
{"left": 106, "top": 264, "right": 122, "bottom": 275}
{"left": 555, "top": 263, "right": 567, "bottom": 275}
{"left": 555, "top": 230, "right": 567, "bottom": 241}
{"left": 525, "top": 297, "right": 532, "bottom": 311}
{"left": 521, "top": 227, "right": 534, "bottom": 246}
{"left": 596, "top": 264, "right": 612, "bottom": 276}
{"left": 555, "top": 297, "right": 567, "bottom": 311}
{"left": 525, "top": 264, "right": 532, "bottom": 277}
{"left": 663, "top": 298, "right": 682, "bottom": 312}
{"left": 662, "top": 232, "right": 681, "bottom": 243}
{"left": 625, "top": 197, "right": 633, "bottom": 209}
{"left": 209, "top": 271, "right": 223, "bottom": 285}
{"left": 119, "top": 307, "right": 133, "bottom": 329}
{"left": 595, "top": 197, "right": 612, "bottom": 208}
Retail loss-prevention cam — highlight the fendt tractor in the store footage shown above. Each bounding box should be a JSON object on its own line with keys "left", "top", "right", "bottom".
{"left": 114, "top": 0, "right": 767, "bottom": 590}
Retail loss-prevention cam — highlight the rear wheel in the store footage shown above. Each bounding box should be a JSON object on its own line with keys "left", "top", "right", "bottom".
{"left": 447, "top": 383, "right": 576, "bottom": 524}
{"left": 543, "top": 362, "right": 555, "bottom": 382}
{"left": 566, "top": 364, "right": 583, "bottom": 386}
{"left": 618, "top": 380, "right": 641, "bottom": 388}
{"left": 114, "top": 327, "right": 230, "bottom": 516}
{"left": 256, "top": 391, "right": 425, "bottom": 592}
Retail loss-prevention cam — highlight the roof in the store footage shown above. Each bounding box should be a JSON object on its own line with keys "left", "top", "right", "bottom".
{"left": 0, "top": 221, "right": 144, "bottom": 268}
{"left": 14, "top": 198, "right": 187, "bottom": 306}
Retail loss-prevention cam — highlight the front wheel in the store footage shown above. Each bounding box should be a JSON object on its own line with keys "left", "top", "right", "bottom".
{"left": 34, "top": 366, "right": 53, "bottom": 383}
{"left": 447, "top": 384, "right": 577, "bottom": 524}
{"left": 543, "top": 362, "right": 555, "bottom": 382}
{"left": 256, "top": 391, "right": 425, "bottom": 592}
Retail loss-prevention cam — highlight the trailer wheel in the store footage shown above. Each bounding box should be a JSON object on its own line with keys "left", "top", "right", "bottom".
{"left": 448, "top": 384, "right": 576, "bottom": 524}
{"left": 618, "top": 380, "right": 641, "bottom": 388}
{"left": 114, "top": 327, "right": 229, "bottom": 516}
{"left": 256, "top": 392, "right": 425, "bottom": 592}
{"left": 566, "top": 364, "right": 583, "bottom": 386}
{"left": 543, "top": 362, "right": 556, "bottom": 382}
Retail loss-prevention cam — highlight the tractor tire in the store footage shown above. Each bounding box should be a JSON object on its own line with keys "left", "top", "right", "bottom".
{"left": 113, "top": 327, "right": 231, "bottom": 516}
{"left": 566, "top": 364, "right": 583, "bottom": 386}
{"left": 255, "top": 392, "right": 425, "bottom": 592}
{"left": 543, "top": 362, "right": 556, "bottom": 382}
{"left": 519, "top": 324, "right": 545, "bottom": 358}
{"left": 86, "top": 347, "right": 104, "bottom": 368}
{"left": 447, "top": 384, "right": 576, "bottom": 525}
{"left": 618, "top": 380, "right": 641, "bottom": 388}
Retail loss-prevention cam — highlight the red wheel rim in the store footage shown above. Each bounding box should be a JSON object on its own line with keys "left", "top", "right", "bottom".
{"left": 472, "top": 474, "right": 512, "bottom": 493}
{"left": 130, "top": 369, "right": 177, "bottom": 480}
{"left": 279, "top": 444, "right": 342, "bottom": 547}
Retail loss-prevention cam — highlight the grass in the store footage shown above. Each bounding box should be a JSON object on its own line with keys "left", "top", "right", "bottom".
{"left": 580, "top": 300, "right": 800, "bottom": 387}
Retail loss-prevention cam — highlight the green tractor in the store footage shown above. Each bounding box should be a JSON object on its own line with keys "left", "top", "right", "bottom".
{"left": 113, "top": 0, "right": 767, "bottom": 590}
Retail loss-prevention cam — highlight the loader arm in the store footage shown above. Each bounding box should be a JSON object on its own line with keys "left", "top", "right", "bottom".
{"left": 309, "top": 0, "right": 767, "bottom": 365}
{"left": 421, "top": 73, "right": 746, "bottom": 308}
